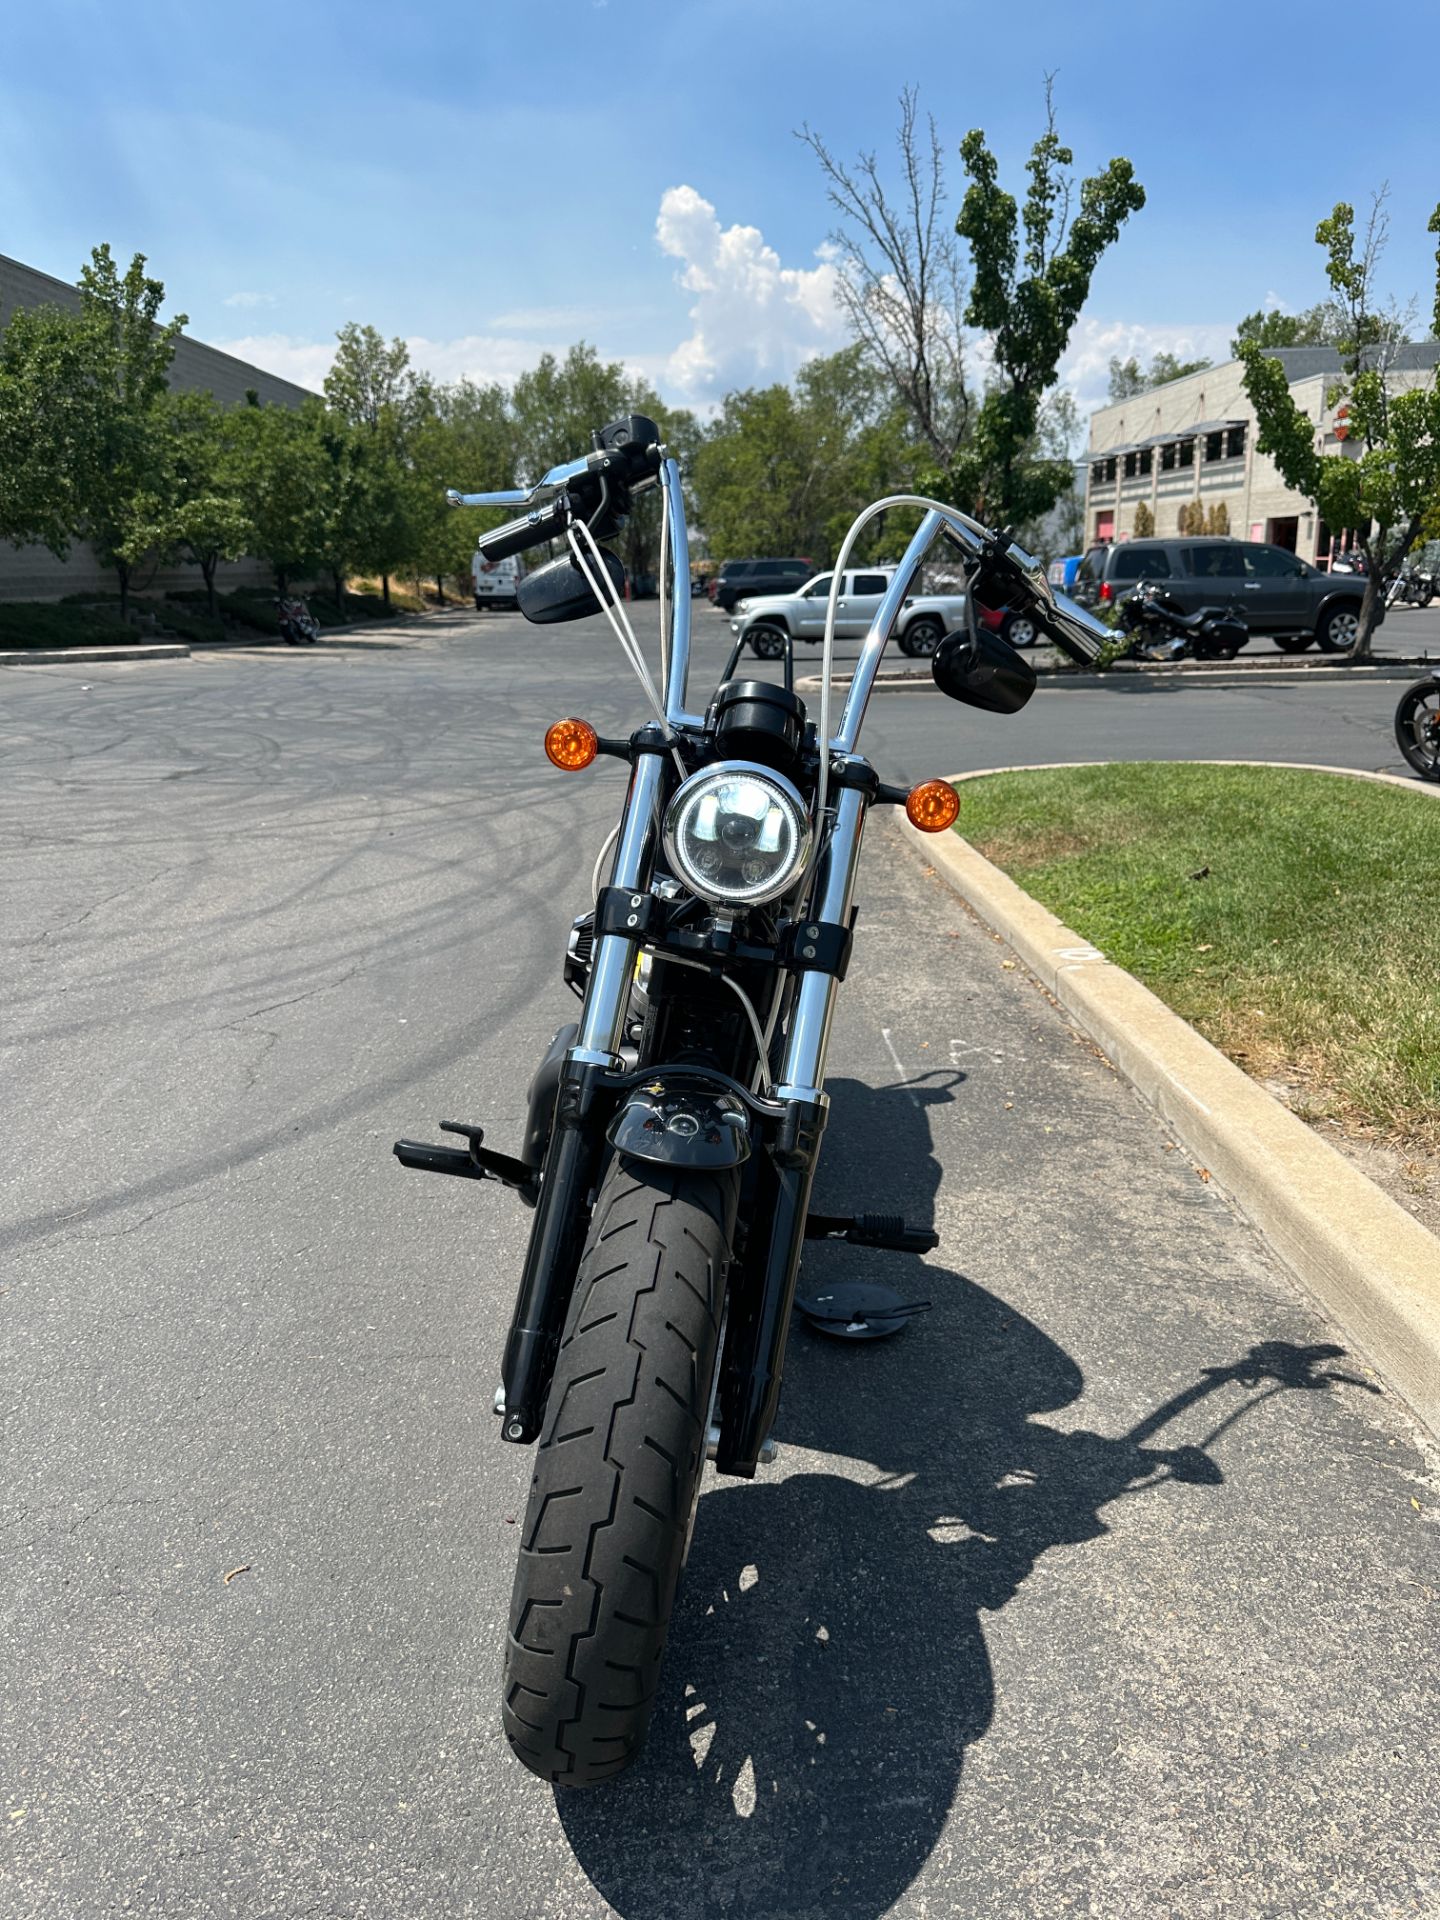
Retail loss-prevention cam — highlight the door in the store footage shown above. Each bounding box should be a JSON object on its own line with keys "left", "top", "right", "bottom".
{"left": 1238, "top": 542, "right": 1310, "bottom": 631}
{"left": 1180, "top": 542, "right": 1244, "bottom": 616}
{"left": 794, "top": 574, "right": 834, "bottom": 638}
{"left": 835, "top": 571, "right": 891, "bottom": 637}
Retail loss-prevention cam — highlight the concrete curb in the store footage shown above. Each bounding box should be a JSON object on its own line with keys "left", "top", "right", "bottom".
{"left": 902, "top": 763, "right": 1440, "bottom": 1437}
{"left": 0, "top": 643, "right": 190, "bottom": 666}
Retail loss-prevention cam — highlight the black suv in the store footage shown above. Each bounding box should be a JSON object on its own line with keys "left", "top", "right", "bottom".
{"left": 1072, "top": 538, "right": 1365, "bottom": 652}
{"left": 710, "top": 557, "right": 814, "bottom": 612}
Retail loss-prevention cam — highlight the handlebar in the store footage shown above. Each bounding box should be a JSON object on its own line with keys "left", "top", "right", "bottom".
{"left": 452, "top": 414, "right": 665, "bottom": 564}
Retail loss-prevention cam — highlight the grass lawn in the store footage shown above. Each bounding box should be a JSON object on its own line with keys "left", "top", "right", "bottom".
{"left": 956, "top": 763, "right": 1440, "bottom": 1149}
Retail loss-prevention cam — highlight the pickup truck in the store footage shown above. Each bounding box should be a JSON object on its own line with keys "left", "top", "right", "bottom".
{"left": 728, "top": 568, "right": 1031, "bottom": 659}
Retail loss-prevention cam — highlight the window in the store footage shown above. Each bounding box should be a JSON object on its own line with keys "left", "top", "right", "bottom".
{"left": 1110, "top": 548, "right": 1173, "bottom": 581}
{"left": 851, "top": 573, "right": 889, "bottom": 595}
{"left": 1243, "top": 545, "right": 1300, "bottom": 578}
{"left": 1091, "top": 461, "right": 1106, "bottom": 487}
{"left": 1139, "top": 448, "right": 1153, "bottom": 475}
{"left": 1205, "top": 432, "right": 1224, "bottom": 463}
{"left": 1183, "top": 544, "right": 1244, "bottom": 579}
{"left": 804, "top": 574, "right": 833, "bottom": 598}
{"left": 1106, "top": 456, "right": 1117, "bottom": 483}
{"left": 1177, "top": 439, "right": 1195, "bottom": 468}
{"left": 1124, "top": 451, "right": 1138, "bottom": 478}
{"left": 1226, "top": 425, "right": 1246, "bottom": 459}
{"left": 1161, "top": 442, "right": 1177, "bottom": 472}
{"left": 755, "top": 562, "right": 786, "bottom": 577}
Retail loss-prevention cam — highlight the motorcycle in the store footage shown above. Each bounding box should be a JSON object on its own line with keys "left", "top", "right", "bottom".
{"left": 1394, "top": 668, "right": 1440, "bottom": 780}
{"left": 1117, "top": 581, "right": 1249, "bottom": 661}
{"left": 397, "top": 416, "right": 1112, "bottom": 1786}
{"left": 277, "top": 594, "right": 319, "bottom": 644}
{"left": 1386, "top": 565, "right": 1435, "bottom": 610}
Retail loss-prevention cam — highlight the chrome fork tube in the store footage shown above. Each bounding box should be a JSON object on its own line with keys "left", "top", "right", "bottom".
{"left": 573, "top": 750, "right": 666, "bottom": 1065}
{"left": 775, "top": 778, "right": 869, "bottom": 1102}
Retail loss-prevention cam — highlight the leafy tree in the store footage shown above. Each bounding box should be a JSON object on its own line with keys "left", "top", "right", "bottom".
{"left": 1107, "top": 349, "right": 1211, "bottom": 401}
{"left": 799, "top": 87, "right": 971, "bottom": 465}
{"left": 942, "top": 89, "right": 1145, "bottom": 529}
{"left": 692, "top": 344, "right": 917, "bottom": 564}
{"left": 147, "top": 391, "right": 253, "bottom": 615}
{"left": 233, "top": 395, "right": 330, "bottom": 591}
{"left": 1206, "top": 500, "right": 1229, "bottom": 536}
{"left": 1231, "top": 292, "right": 1410, "bottom": 360}
{"left": 324, "top": 324, "right": 428, "bottom": 606}
{"left": 1132, "top": 500, "right": 1154, "bottom": 537}
{"left": 0, "top": 246, "right": 187, "bottom": 617}
{"left": 1239, "top": 195, "right": 1440, "bottom": 657}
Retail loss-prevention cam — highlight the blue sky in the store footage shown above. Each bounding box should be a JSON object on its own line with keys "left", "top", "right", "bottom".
{"left": 5, "top": 0, "right": 1438, "bottom": 423}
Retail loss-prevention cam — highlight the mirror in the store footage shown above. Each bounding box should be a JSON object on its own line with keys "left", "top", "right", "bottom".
{"left": 517, "top": 548, "right": 626, "bottom": 625}
{"left": 932, "top": 624, "right": 1037, "bottom": 714}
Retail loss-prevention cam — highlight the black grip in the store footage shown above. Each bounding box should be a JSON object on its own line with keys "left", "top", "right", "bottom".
{"left": 476, "top": 496, "right": 569, "bottom": 562}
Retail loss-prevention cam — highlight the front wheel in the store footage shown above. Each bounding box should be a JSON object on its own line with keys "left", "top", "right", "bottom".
{"left": 1316, "top": 604, "right": 1361, "bottom": 653}
{"left": 1395, "top": 682, "right": 1440, "bottom": 780}
{"left": 502, "top": 1157, "right": 735, "bottom": 1786}
{"left": 1001, "top": 610, "right": 1038, "bottom": 649}
{"left": 1273, "top": 633, "right": 1312, "bottom": 654}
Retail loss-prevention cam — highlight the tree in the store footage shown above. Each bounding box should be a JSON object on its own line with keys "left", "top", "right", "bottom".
{"left": 799, "top": 87, "right": 970, "bottom": 465}
{"left": 145, "top": 391, "right": 253, "bottom": 615}
{"left": 1231, "top": 290, "right": 1411, "bottom": 360}
{"left": 692, "top": 344, "right": 917, "bottom": 564}
{"left": 1133, "top": 500, "right": 1154, "bottom": 537}
{"left": 0, "top": 246, "right": 187, "bottom": 618}
{"left": 1239, "top": 195, "right": 1440, "bottom": 657}
{"left": 943, "top": 85, "right": 1145, "bottom": 529}
{"left": 233, "top": 396, "right": 330, "bottom": 592}
{"left": 324, "top": 324, "right": 428, "bottom": 606}
{"left": 1206, "top": 500, "right": 1229, "bottom": 536}
{"left": 1107, "top": 349, "right": 1211, "bottom": 401}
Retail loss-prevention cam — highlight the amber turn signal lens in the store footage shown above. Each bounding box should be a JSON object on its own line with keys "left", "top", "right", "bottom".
{"left": 545, "top": 718, "right": 598, "bottom": 771}
{"left": 905, "top": 779, "right": 960, "bottom": 833}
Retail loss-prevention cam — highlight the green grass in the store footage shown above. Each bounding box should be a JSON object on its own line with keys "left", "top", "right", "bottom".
{"left": 956, "top": 763, "right": 1440, "bottom": 1144}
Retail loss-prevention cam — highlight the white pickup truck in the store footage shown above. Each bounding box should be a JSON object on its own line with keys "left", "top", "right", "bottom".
{"left": 727, "top": 567, "right": 1040, "bottom": 659}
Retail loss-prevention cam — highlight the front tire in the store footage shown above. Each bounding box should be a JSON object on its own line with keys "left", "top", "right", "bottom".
{"left": 502, "top": 1158, "right": 735, "bottom": 1786}
{"left": 1273, "top": 633, "right": 1312, "bottom": 653}
{"left": 1316, "top": 604, "right": 1361, "bottom": 653}
{"left": 1395, "top": 682, "right": 1440, "bottom": 780}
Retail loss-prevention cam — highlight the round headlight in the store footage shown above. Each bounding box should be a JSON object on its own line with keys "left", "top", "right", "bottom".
{"left": 663, "top": 762, "right": 812, "bottom": 906}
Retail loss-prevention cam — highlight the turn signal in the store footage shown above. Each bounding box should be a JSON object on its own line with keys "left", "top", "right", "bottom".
{"left": 545, "top": 717, "right": 599, "bottom": 771}
{"left": 905, "top": 779, "right": 960, "bottom": 833}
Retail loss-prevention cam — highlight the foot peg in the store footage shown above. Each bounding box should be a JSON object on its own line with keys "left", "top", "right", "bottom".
{"left": 804, "top": 1211, "right": 938, "bottom": 1254}
{"left": 393, "top": 1121, "right": 539, "bottom": 1204}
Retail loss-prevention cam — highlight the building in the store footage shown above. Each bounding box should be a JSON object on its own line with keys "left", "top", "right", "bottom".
{"left": 1082, "top": 343, "right": 1440, "bottom": 568}
{"left": 0, "top": 252, "right": 314, "bottom": 602}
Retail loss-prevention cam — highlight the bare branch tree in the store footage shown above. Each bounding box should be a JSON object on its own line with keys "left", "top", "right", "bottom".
{"left": 798, "top": 88, "right": 970, "bottom": 465}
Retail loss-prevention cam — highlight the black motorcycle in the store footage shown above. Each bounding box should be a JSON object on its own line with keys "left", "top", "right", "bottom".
{"left": 400, "top": 418, "right": 1112, "bottom": 1786}
{"left": 277, "top": 594, "right": 319, "bottom": 644}
{"left": 1394, "top": 668, "right": 1440, "bottom": 780}
{"left": 1118, "top": 581, "right": 1249, "bottom": 661}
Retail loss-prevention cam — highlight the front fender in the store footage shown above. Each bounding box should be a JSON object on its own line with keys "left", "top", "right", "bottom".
{"left": 607, "top": 1080, "right": 752, "bottom": 1170}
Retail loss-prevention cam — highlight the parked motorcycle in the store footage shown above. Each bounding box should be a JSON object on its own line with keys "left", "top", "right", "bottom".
{"left": 277, "top": 595, "right": 319, "bottom": 644}
{"left": 1385, "top": 564, "right": 1435, "bottom": 610}
{"left": 404, "top": 419, "right": 1112, "bottom": 1787}
{"left": 1394, "top": 668, "right": 1440, "bottom": 780}
{"left": 1117, "top": 581, "right": 1250, "bottom": 661}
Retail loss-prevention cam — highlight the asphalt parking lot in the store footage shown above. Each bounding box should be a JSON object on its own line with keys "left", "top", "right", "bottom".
{"left": 3, "top": 617, "right": 1438, "bottom": 1918}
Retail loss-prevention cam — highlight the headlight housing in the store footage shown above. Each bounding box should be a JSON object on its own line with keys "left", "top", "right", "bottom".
{"left": 663, "top": 762, "right": 812, "bottom": 906}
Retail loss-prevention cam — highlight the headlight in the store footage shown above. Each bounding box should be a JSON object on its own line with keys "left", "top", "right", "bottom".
{"left": 663, "top": 762, "right": 812, "bottom": 906}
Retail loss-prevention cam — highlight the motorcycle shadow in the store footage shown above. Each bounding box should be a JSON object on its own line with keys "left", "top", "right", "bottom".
{"left": 556, "top": 1078, "right": 1363, "bottom": 1920}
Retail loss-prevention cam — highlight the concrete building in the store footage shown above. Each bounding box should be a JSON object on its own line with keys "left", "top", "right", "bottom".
{"left": 0, "top": 252, "right": 314, "bottom": 601}
{"left": 1082, "top": 343, "right": 1440, "bottom": 568}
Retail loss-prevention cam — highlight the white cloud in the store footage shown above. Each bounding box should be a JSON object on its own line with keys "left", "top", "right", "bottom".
{"left": 1057, "top": 317, "right": 1237, "bottom": 428}
{"left": 223, "top": 290, "right": 275, "bottom": 309}
{"left": 655, "top": 184, "right": 849, "bottom": 405}
{"left": 211, "top": 332, "right": 336, "bottom": 391}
